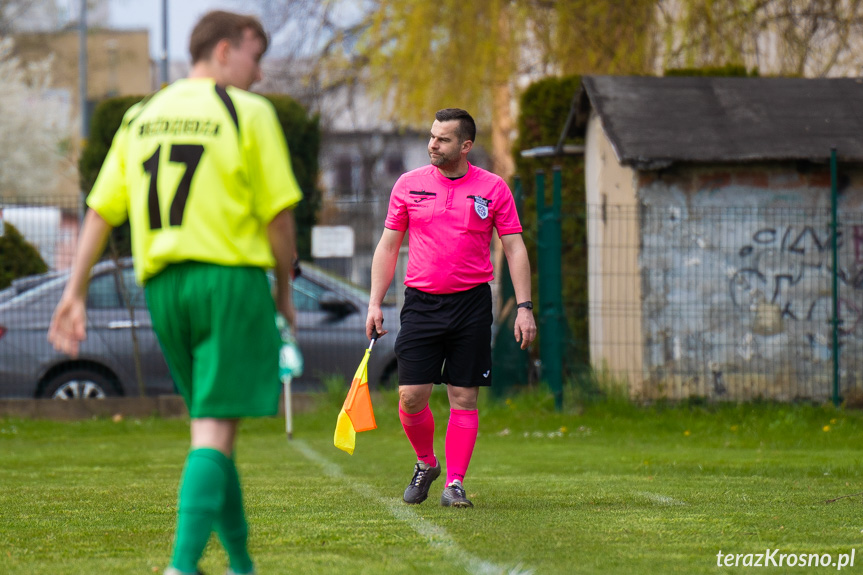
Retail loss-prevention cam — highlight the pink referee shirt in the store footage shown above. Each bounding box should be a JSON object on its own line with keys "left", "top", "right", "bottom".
{"left": 385, "top": 162, "right": 523, "bottom": 294}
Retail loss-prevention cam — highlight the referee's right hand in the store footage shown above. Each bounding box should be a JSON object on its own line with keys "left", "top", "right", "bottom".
{"left": 365, "top": 306, "right": 387, "bottom": 340}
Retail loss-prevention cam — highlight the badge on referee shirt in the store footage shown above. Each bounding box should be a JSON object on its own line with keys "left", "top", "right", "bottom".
{"left": 473, "top": 196, "right": 489, "bottom": 220}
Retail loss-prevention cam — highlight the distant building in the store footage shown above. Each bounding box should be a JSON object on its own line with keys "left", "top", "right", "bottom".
{"left": 14, "top": 27, "right": 151, "bottom": 124}
{"left": 11, "top": 27, "right": 150, "bottom": 204}
{"left": 574, "top": 75, "right": 863, "bottom": 402}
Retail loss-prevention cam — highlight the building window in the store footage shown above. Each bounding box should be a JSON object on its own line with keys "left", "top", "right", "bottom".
{"left": 334, "top": 156, "right": 353, "bottom": 196}
{"left": 385, "top": 154, "right": 405, "bottom": 176}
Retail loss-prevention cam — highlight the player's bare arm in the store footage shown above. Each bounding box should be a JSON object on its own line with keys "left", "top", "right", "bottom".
{"left": 267, "top": 208, "right": 297, "bottom": 328}
{"left": 500, "top": 232, "right": 537, "bottom": 350}
{"left": 366, "top": 227, "right": 406, "bottom": 339}
{"left": 48, "top": 209, "right": 114, "bottom": 358}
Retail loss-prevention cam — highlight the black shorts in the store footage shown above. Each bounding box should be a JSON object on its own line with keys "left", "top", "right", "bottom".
{"left": 395, "top": 284, "right": 493, "bottom": 387}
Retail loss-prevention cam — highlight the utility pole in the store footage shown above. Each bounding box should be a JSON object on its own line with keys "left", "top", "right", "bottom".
{"left": 78, "top": 0, "right": 88, "bottom": 139}
{"left": 160, "top": 0, "right": 169, "bottom": 86}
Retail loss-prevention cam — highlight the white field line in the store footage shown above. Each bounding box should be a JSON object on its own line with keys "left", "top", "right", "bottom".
{"left": 292, "top": 440, "right": 535, "bottom": 575}
{"left": 637, "top": 491, "right": 687, "bottom": 506}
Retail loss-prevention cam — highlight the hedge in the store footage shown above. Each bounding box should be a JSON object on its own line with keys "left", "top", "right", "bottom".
{"left": 512, "top": 75, "right": 589, "bottom": 375}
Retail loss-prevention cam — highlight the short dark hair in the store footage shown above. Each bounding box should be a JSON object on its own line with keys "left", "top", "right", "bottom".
{"left": 189, "top": 11, "right": 268, "bottom": 64}
{"left": 435, "top": 108, "right": 476, "bottom": 143}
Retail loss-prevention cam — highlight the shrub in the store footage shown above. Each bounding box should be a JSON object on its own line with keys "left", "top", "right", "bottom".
{"left": 0, "top": 222, "right": 48, "bottom": 289}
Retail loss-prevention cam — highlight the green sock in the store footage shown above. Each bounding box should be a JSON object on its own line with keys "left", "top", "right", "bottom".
{"left": 215, "top": 457, "right": 254, "bottom": 574}
{"left": 170, "top": 448, "right": 229, "bottom": 573}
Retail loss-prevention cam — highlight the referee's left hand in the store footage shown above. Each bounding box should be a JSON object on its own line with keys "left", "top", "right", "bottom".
{"left": 514, "top": 308, "right": 536, "bottom": 350}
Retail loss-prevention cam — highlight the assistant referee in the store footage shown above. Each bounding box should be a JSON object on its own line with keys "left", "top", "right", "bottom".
{"left": 366, "top": 108, "right": 537, "bottom": 509}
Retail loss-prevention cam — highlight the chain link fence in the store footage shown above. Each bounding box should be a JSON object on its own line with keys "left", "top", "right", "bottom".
{"left": 3, "top": 195, "right": 862, "bottom": 402}
{"left": 569, "top": 202, "right": 863, "bottom": 402}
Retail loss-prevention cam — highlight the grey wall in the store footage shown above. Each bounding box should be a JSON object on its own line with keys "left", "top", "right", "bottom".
{"left": 635, "top": 163, "right": 863, "bottom": 400}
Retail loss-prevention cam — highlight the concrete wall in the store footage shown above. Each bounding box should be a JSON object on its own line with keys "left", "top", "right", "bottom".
{"left": 636, "top": 164, "right": 863, "bottom": 400}
{"left": 585, "top": 111, "right": 644, "bottom": 395}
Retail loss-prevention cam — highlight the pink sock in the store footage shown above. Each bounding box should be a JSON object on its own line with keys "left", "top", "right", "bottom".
{"left": 399, "top": 405, "right": 437, "bottom": 467}
{"left": 445, "top": 409, "right": 478, "bottom": 485}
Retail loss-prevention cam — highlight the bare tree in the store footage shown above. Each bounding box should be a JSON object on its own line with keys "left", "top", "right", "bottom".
{"left": 0, "top": 0, "right": 61, "bottom": 35}
{"left": 238, "top": 1, "right": 661, "bottom": 177}
{"left": 655, "top": 0, "right": 863, "bottom": 77}
{"left": 233, "top": 0, "right": 376, "bottom": 129}
{"left": 0, "top": 37, "right": 68, "bottom": 201}
{"left": 240, "top": 0, "right": 863, "bottom": 180}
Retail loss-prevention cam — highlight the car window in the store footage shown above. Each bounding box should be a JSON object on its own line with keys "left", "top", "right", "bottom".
{"left": 87, "top": 269, "right": 147, "bottom": 309}
{"left": 293, "top": 276, "right": 328, "bottom": 312}
{"left": 0, "top": 276, "right": 66, "bottom": 309}
{"left": 307, "top": 266, "right": 373, "bottom": 302}
{"left": 87, "top": 273, "right": 121, "bottom": 308}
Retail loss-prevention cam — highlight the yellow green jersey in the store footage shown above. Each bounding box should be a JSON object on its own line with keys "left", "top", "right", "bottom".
{"left": 87, "top": 78, "right": 303, "bottom": 283}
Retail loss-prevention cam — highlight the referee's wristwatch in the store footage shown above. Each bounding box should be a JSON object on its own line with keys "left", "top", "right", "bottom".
{"left": 516, "top": 301, "right": 533, "bottom": 311}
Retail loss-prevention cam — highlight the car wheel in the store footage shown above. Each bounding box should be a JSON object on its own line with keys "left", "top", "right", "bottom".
{"left": 42, "top": 369, "right": 117, "bottom": 400}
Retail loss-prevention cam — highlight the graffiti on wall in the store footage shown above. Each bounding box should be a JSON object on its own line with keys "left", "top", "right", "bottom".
{"left": 729, "top": 224, "right": 863, "bottom": 336}
{"left": 642, "top": 218, "right": 863, "bottom": 401}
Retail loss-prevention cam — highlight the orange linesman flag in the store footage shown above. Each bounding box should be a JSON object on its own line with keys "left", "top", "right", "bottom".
{"left": 334, "top": 342, "right": 377, "bottom": 454}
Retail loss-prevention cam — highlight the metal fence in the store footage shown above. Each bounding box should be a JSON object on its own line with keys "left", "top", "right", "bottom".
{"left": 3, "top": 194, "right": 863, "bottom": 403}
{"left": 556, "top": 202, "right": 863, "bottom": 403}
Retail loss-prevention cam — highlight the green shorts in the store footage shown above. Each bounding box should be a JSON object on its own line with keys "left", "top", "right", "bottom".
{"left": 145, "top": 262, "right": 281, "bottom": 419}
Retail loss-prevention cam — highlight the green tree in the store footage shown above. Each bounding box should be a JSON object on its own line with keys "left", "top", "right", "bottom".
{"left": 253, "top": 0, "right": 863, "bottom": 183}
{"left": 78, "top": 93, "right": 321, "bottom": 259}
{"left": 359, "top": 0, "right": 656, "bottom": 178}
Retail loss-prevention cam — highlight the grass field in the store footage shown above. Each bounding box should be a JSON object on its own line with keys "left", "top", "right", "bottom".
{"left": 3, "top": 386, "right": 863, "bottom": 574}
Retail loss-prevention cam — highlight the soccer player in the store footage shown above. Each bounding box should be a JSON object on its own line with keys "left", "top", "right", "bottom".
{"left": 365, "top": 108, "right": 537, "bottom": 508}
{"left": 47, "top": 11, "right": 302, "bottom": 575}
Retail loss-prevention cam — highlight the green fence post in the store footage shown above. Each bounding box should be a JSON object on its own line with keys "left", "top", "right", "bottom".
{"left": 491, "top": 177, "right": 531, "bottom": 398}
{"left": 830, "top": 148, "right": 841, "bottom": 407}
{"left": 536, "top": 168, "right": 564, "bottom": 410}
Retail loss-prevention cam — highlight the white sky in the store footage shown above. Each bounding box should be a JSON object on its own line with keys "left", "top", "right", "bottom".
{"left": 108, "top": 0, "right": 239, "bottom": 62}
{"left": 52, "top": 1, "right": 359, "bottom": 63}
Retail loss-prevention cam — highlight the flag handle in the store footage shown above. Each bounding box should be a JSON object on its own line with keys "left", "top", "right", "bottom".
{"left": 284, "top": 375, "right": 293, "bottom": 440}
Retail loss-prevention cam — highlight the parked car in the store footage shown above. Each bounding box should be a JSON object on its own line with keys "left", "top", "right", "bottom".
{"left": 0, "top": 259, "right": 399, "bottom": 399}
{"left": 0, "top": 269, "right": 67, "bottom": 305}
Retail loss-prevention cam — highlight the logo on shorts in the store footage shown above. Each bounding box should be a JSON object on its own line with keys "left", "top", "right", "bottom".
{"left": 483, "top": 370, "right": 490, "bottom": 378}
{"left": 473, "top": 196, "right": 489, "bottom": 219}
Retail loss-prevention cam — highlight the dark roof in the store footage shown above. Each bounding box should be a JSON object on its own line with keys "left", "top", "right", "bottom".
{"left": 574, "top": 75, "right": 863, "bottom": 169}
